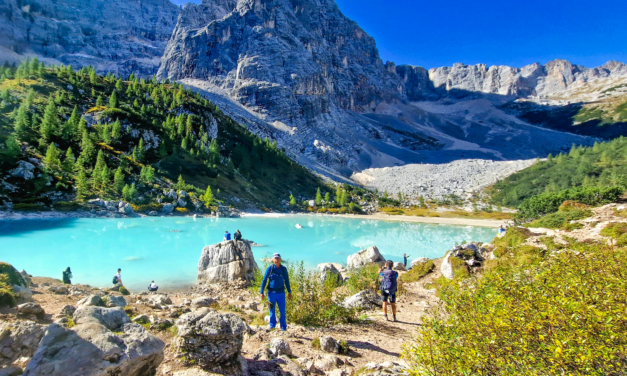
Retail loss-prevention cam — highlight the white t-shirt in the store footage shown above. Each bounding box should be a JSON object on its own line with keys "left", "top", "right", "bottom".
{"left": 115, "top": 273, "right": 123, "bottom": 285}
{"left": 150, "top": 283, "right": 158, "bottom": 289}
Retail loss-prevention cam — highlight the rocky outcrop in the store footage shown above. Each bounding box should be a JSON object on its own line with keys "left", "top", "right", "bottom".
{"left": 317, "top": 263, "right": 342, "bottom": 284}
{"left": 410, "top": 257, "right": 429, "bottom": 267}
{"left": 197, "top": 240, "right": 258, "bottom": 283}
{"left": 0, "top": 321, "right": 46, "bottom": 368}
{"left": 347, "top": 246, "right": 386, "bottom": 269}
{"left": 440, "top": 252, "right": 454, "bottom": 280}
{"left": 342, "top": 290, "right": 381, "bottom": 310}
{"left": 72, "top": 306, "right": 131, "bottom": 331}
{"left": 0, "top": 0, "right": 179, "bottom": 77}
{"left": 269, "top": 338, "right": 292, "bottom": 357}
{"left": 22, "top": 322, "right": 165, "bottom": 376}
{"left": 174, "top": 308, "right": 247, "bottom": 375}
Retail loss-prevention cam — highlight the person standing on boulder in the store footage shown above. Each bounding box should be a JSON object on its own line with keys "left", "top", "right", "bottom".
{"left": 379, "top": 260, "right": 398, "bottom": 322}
{"left": 403, "top": 253, "right": 411, "bottom": 268}
{"left": 260, "top": 253, "right": 292, "bottom": 331}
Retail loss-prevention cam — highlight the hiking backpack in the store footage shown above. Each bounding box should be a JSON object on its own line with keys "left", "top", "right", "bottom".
{"left": 380, "top": 269, "right": 398, "bottom": 294}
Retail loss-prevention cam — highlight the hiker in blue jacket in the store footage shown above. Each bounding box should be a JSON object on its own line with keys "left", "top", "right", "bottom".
{"left": 260, "top": 253, "right": 292, "bottom": 331}
{"left": 379, "top": 260, "right": 399, "bottom": 322}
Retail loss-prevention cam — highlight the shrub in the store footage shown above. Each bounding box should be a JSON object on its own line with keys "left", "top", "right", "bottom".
{"left": 400, "top": 260, "right": 435, "bottom": 283}
{"left": 0, "top": 262, "right": 26, "bottom": 286}
{"left": 12, "top": 203, "right": 46, "bottom": 211}
{"left": 492, "top": 227, "right": 534, "bottom": 249}
{"left": 338, "top": 339, "right": 350, "bottom": 354}
{"left": 525, "top": 207, "right": 592, "bottom": 229}
{"left": 311, "top": 337, "right": 320, "bottom": 349}
{"left": 251, "top": 261, "right": 358, "bottom": 327}
{"left": 175, "top": 207, "right": 188, "bottom": 213}
{"left": 516, "top": 186, "right": 622, "bottom": 223}
{"left": 119, "top": 286, "right": 130, "bottom": 295}
{"left": 53, "top": 201, "right": 82, "bottom": 211}
{"left": 403, "top": 241, "right": 627, "bottom": 375}
{"left": 0, "top": 275, "right": 17, "bottom": 307}
{"left": 345, "top": 264, "right": 381, "bottom": 295}
{"left": 600, "top": 222, "right": 627, "bottom": 246}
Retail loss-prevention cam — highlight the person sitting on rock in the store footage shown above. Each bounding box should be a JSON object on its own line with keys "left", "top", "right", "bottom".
{"left": 224, "top": 230, "right": 231, "bottom": 241}
{"left": 62, "top": 267, "right": 72, "bottom": 285}
{"left": 148, "top": 280, "right": 158, "bottom": 292}
{"left": 379, "top": 260, "right": 398, "bottom": 322}
{"left": 234, "top": 229, "right": 242, "bottom": 241}
{"left": 498, "top": 225, "right": 506, "bottom": 237}
{"left": 260, "top": 253, "right": 292, "bottom": 331}
{"left": 113, "top": 268, "right": 123, "bottom": 287}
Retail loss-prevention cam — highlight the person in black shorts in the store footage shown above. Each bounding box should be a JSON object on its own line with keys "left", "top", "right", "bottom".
{"left": 379, "top": 260, "right": 398, "bottom": 321}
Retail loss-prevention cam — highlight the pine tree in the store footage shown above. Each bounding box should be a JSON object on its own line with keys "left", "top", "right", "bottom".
{"left": 177, "top": 118, "right": 185, "bottom": 136}
{"left": 113, "top": 167, "right": 125, "bottom": 193}
{"left": 115, "top": 79, "right": 123, "bottom": 92}
{"left": 44, "top": 143, "right": 61, "bottom": 171}
{"left": 96, "top": 95, "right": 103, "bottom": 107}
{"left": 181, "top": 137, "right": 188, "bottom": 150}
{"left": 324, "top": 192, "right": 330, "bottom": 203}
{"left": 132, "top": 146, "right": 140, "bottom": 162}
{"left": 158, "top": 142, "right": 167, "bottom": 158}
{"left": 176, "top": 175, "right": 186, "bottom": 191}
{"left": 186, "top": 115, "right": 193, "bottom": 135}
{"left": 62, "top": 147, "right": 76, "bottom": 172}
{"left": 102, "top": 123, "right": 112, "bottom": 144}
{"left": 13, "top": 102, "right": 30, "bottom": 138}
{"left": 109, "top": 91, "right": 118, "bottom": 108}
{"left": 63, "top": 106, "right": 79, "bottom": 139}
{"left": 80, "top": 130, "right": 96, "bottom": 164}
{"left": 138, "top": 138, "right": 145, "bottom": 160}
{"left": 202, "top": 185, "right": 213, "bottom": 208}
{"left": 89, "top": 68, "right": 97, "bottom": 84}
{"left": 122, "top": 184, "right": 130, "bottom": 200}
{"left": 40, "top": 95, "right": 59, "bottom": 140}
{"left": 101, "top": 165, "right": 111, "bottom": 189}
{"left": 75, "top": 165, "right": 90, "bottom": 200}
{"left": 133, "top": 99, "right": 140, "bottom": 108}
{"left": 5, "top": 136, "right": 21, "bottom": 158}
{"left": 140, "top": 165, "right": 155, "bottom": 184}
{"left": 25, "top": 89, "right": 35, "bottom": 107}
{"left": 315, "top": 188, "right": 322, "bottom": 206}
{"left": 111, "top": 119, "right": 122, "bottom": 141}
{"left": 92, "top": 150, "right": 106, "bottom": 189}
{"left": 209, "top": 139, "right": 220, "bottom": 163}
{"left": 289, "top": 194, "right": 297, "bottom": 206}
{"left": 76, "top": 117, "right": 87, "bottom": 142}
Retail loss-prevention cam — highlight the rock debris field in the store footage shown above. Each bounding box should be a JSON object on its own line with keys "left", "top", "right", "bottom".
{"left": 352, "top": 159, "right": 538, "bottom": 202}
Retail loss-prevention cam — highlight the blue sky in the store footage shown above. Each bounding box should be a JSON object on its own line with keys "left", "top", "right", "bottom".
{"left": 169, "top": 0, "right": 627, "bottom": 69}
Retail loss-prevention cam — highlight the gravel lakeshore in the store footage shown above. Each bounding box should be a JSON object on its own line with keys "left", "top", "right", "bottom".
{"left": 351, "top": 158, "right": 538, "bottom": 202}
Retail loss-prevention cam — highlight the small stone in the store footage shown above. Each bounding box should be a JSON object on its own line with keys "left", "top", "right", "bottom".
{"left": 269, "top": 338, "right": 292, "bottom": 356}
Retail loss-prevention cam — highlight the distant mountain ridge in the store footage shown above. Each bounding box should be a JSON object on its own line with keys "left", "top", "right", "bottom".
{"left": 1, "top": 0, "right": 624, "bottom": 178}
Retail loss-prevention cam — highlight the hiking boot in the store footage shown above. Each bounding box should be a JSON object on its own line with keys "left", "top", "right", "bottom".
{"left": 392, "top": 314, "right": 397, "bottom": 322}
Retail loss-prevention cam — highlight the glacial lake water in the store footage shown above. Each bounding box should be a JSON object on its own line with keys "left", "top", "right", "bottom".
{"left": 0, "top": 215, "right": 497, "bottom": 291}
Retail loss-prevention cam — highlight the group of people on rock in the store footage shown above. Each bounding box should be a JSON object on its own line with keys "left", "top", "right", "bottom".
{"left": 223, "top": 229, "right": 242, "bottom": 241}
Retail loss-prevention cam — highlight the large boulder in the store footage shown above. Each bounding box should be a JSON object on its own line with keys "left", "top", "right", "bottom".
{"left": 105, "top": 295, "right": 127, "bottom": 308}
{"left": 78, "top": 295, "right": 105, "bottom": 307}
{"left": 317, "top": 263, "right": 342, "bottom": 284}
{"left": 269, "top": 338, "right": 292, "bottom": 357}
{"left": 0, "top": 321, "right": 47, "bottom": 368}
{"left": 8, "top": 161, "right": 35, "bottom": 180}
{"left": 319, "top": 336, "right": 339, "bottom": 353}
{"left": 17, "top": 303, "right": 45, "bottom": 320}
{"left": 342, "top": 290, "right": 382, "bottom": 310}
{"left": 12, "top": 285, "right": 33, "bottom": 304}
{"left": 118, "top": 202, "right": 134, "bottom": 215}
{"left": 346, "top": 246, "right": 386, "bottom": 269}
{"left": 441, "top": 252, "right": 454, "bottom": 280}
{"left": 392, "top": 262, "right": 406, "bottom": 271}
{"left": 22, "top": 322, "right": 164, "bottom": 376}
{"left": 197, "top": 240, "right": 258, "bottom": 283}
{"left": 72, "top": 306, "right": 131, "bottom": 331}
{"left": 174, "top": 308, "right": 247, "bottom": 374}
{"left": 162, "top": 203, "right": 174, "bottom": 213}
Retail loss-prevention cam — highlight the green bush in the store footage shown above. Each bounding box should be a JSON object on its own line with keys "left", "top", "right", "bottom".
{"left": 0, "top": 275, "right": 17, "bottom": 307}
{"left": 119, "top": 286, "right": 130, "bottom": 295}
{"left": 338, "top": 339, "right": 350, "bottom": 354}
{"left": 516, "top": 186, "right": 622, "bottom": 222}
{"left": 525, "top": 207, "right": 592, "bottom": 229}
{"left": 600, "top": 222, "right": 627, "bottom": 246}
{"left": 311, "top": 337, "right": 320, "bottom": 349}
{"left": 345, "top": 264, "right": 381, "bottom": 295}
{"left": 0, "top": 262, "right": 26, "bottom": 286}
{"left": 400, "top": 260, "right": 435, "bottom": 283}
{"left": 251, "top": 261, "right": 358, "bottom": 327}
{"left": 403, "top": 241, "right": 627, "bottom": 375}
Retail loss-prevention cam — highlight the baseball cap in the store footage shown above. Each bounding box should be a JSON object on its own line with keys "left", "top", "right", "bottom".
{"left": 272, "top": 253, "right": 281, "bottom": 259}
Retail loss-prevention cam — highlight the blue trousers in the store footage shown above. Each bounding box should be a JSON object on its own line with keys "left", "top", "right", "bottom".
{"left": 267, "top": 291, "right": 287, "bottom": 330}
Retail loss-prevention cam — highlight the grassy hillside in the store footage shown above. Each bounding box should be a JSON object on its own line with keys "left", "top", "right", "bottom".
{"left": 490, "top": 137, "right": 627, "bottom": 207}
{"left": 0, "top": 60, "right": 321, "bottom": 211}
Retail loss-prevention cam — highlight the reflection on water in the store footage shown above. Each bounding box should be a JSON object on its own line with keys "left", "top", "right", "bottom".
{"left": 0, "top": 215, "right": 497, "bottom": 291}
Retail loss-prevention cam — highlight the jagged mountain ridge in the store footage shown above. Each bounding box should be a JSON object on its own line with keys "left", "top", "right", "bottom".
{"left": 0, "top": 0, "right": 180, "bottom": 77}
{"left": 1, "top": 0, "right": 624, "bottom": 178}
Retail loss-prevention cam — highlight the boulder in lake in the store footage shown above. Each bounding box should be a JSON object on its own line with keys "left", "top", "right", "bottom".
{"left": 162, "top": 203, "right": 174, "bottom": 213}
{"left": 22, "top": 322, "right": 164, "bottom": 376}
{"left": 346, "top": 246, "right": 385, "bottom": 269}
{"left": 174, "top": 308, "right": 248, "bottom": 375}
{"left": 197, "top": 240, "right": 258, "bottom": 283}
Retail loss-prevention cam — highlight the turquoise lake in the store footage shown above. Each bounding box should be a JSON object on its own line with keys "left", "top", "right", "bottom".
{"left": 0, "top": 215, "right": 497, "bottom": 291}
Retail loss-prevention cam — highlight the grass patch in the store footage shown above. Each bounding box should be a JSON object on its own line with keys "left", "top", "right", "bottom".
{"left": 402, "top": 207, "right": 512, "bottom": 220}
{"left": 400, "top": 260, "right": 435, "bottom": 282}
{"left": 600, "top": 222, "right": 627, "bottom": 245}
{"left": 311, "top": 337, "right": 320, "bottom": 350}
{"left": 119, "top": 286, "right": 130, "bottom": 295}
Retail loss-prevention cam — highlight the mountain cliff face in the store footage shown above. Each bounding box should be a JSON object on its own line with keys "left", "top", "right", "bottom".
{"left": 1, "top": 0, "right": 622, "bottom": 177}
{"left": 157, "top": 0, "right": 598, "bottom": 176}
{"left": 0, "top": 0, "right": 179, "bottom": 77}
